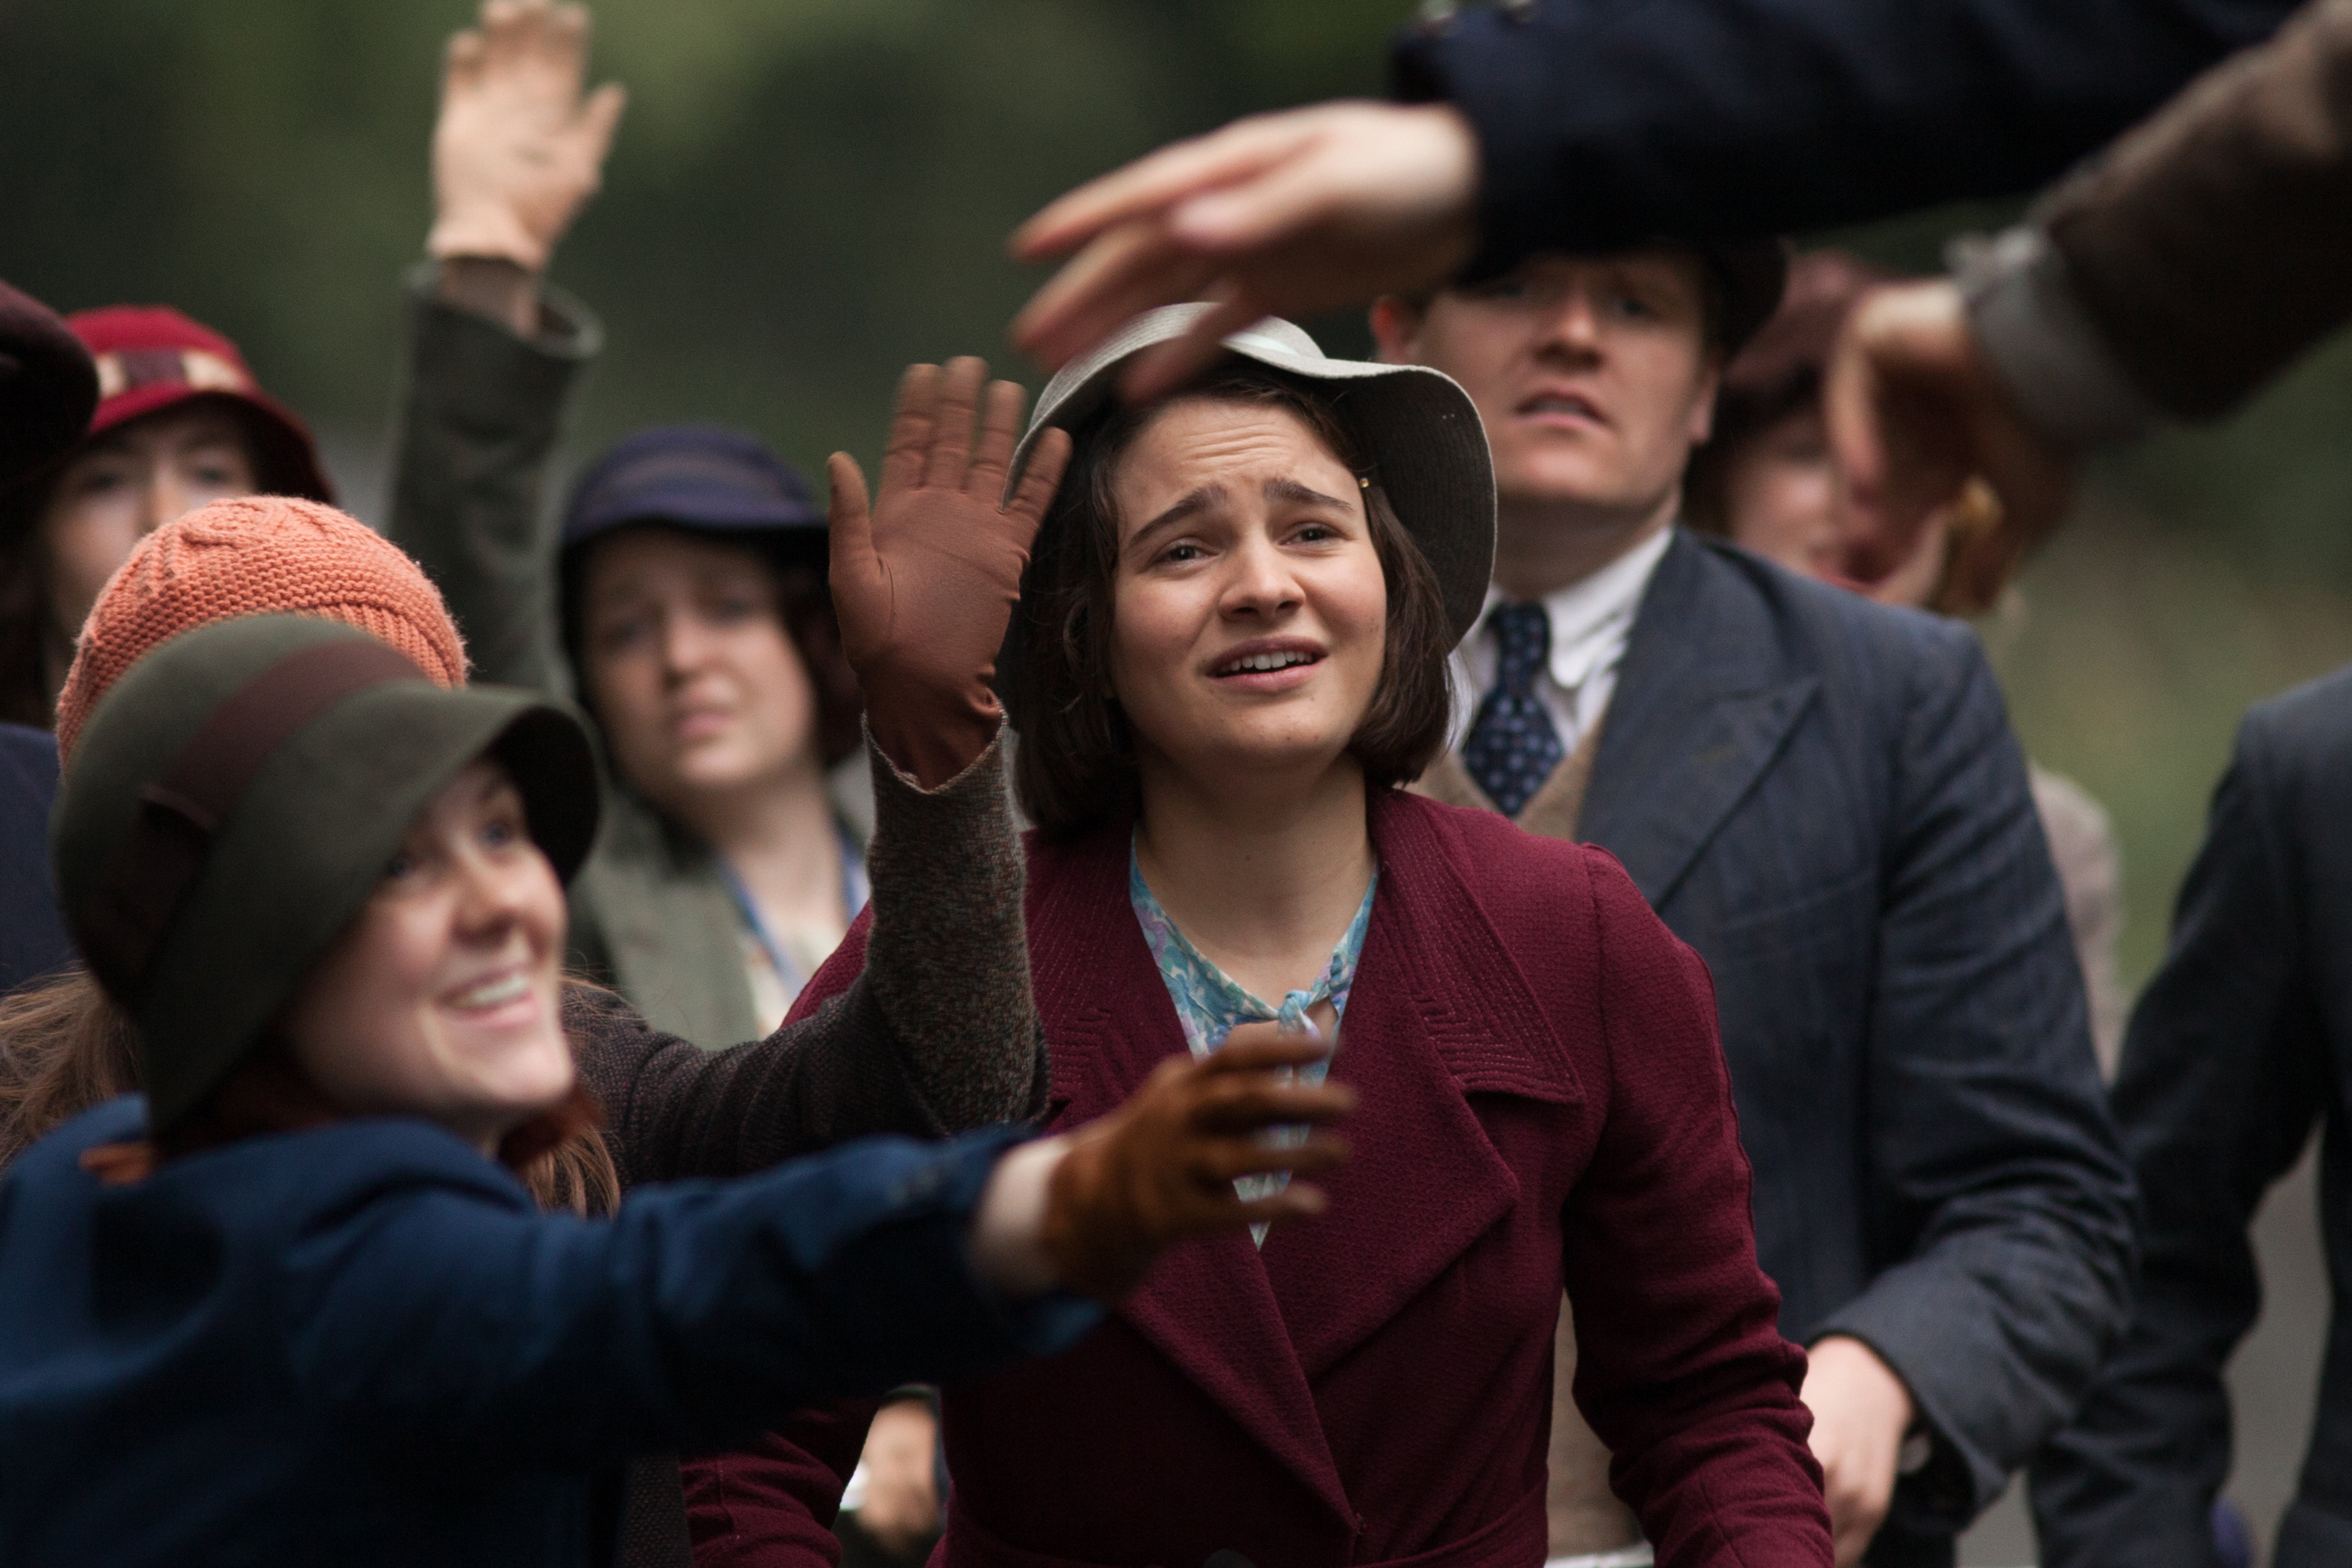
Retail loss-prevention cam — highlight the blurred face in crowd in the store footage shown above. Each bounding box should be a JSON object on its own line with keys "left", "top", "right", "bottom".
{"left": 40, "top": 402, "right": 258, "bottom": 639}
{"left": 1716, "top": 402, "right": 1844, "bottom": 581}
{"left": 1372, "top": 251, "right": 1720, "bottom": 528}
{"left": 279, "top": 759, "right": 572, "bottom": 1151}
{"left": 1105, "top": 397, "right": 1388, "bottom": 791}
{"left": 577, "top": 527, "right": 821, "bottom": 818}
{"left": 1717, "top": 400, "right": 1949, "bottom": 609}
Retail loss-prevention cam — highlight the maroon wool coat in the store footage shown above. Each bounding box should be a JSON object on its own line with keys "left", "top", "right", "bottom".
{"left": 780, "top": 789, "right": 1829, "bottom": 1568}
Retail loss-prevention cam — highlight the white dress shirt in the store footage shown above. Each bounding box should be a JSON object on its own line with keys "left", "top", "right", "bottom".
{"left": 1447, "top": 526, "right": 1674, "bottom": 758}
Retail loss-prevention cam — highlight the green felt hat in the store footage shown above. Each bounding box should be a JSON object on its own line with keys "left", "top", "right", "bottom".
{"left": 53, "top": 615, "right": 598, "bottom": 1127}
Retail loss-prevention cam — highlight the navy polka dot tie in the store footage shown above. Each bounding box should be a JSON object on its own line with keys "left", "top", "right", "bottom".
{"left": 1462, "top": 602, "right": 1565, "bottom": 818}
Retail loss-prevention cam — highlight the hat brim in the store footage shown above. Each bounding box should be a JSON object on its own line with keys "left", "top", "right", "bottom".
{"left": 85, "top": 383, "right": 336, "bottom": 505}
{"left": 0, "top": 281, "right": 98, "bottom": 487}
{"left": 998, "top": 305, "right": 1496, "bottom": 726}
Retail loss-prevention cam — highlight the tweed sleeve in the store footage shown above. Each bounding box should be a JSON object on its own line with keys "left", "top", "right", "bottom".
{"left": 856, "top": 726, "right": 1044, "bottom": 1132}
{"left": 571, "top": 727, "right": 1043, "bottom": 1185}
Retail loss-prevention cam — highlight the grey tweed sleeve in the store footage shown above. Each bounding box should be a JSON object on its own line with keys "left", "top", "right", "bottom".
{"left": 862, "top": 726, "right": 1045, "bottom": 1132}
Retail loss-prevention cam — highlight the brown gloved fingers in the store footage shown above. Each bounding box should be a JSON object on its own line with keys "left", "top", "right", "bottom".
{"left": 825, "top": 451, "right": 885, "bottom": 656}
{"left": 1184, "top": 1077, "right": 1355, "bottom": 1136}
{"left": 923, "top": 357, "right": 988, "bottom": 491}
{"left": 832, "top": 356, "right": 1060, "bottom": 787}
{"left": 965, "top": 377, "right": 1027, "bottom": 505}
{"left": 1194, "top": 1022, "right": 1333, "bottom": 1073}
{"left": 1233, "top": 1183, "right": 1333, "bottom": 1226}
{"left": 1007, "top": 425, "right": 1072, "bottom": 527}
{"left": 880, "top": 363, "right": 942, "bottom": 494}
{"left": 1038, "top": 1044, "right": 1354, "bottom": 1300}
{"left": 1191, "top": 1129, "right": 1352, "bottom": 1185}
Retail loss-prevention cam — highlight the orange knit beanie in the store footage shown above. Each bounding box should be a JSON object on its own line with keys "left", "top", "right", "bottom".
{"left": 55, "top": 497, "right": 468, "bottom": 760}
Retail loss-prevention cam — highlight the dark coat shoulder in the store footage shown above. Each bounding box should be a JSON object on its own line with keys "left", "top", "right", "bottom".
{"left": 1390, "top": 0, "right": 2295, "bottom": 267}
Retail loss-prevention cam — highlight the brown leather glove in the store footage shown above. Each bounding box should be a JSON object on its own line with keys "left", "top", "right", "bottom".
{"left": 826, "top": 358, "right": 1073, "bottom": 789}
{"left": 1040, "top": 1024, "right": 1355, "bottom": 1300}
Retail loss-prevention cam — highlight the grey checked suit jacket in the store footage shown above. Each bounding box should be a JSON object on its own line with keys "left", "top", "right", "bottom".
{"left": 1578, "top": 533, "right": 2137, "bottom": 1562}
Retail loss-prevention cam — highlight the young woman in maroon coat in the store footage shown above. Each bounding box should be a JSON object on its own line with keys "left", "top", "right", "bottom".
{"left": 754, "top": 306, "right": 1832, "bottom": 1568}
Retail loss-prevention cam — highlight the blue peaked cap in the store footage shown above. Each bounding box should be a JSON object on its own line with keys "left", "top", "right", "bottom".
{"left": 560, "top": 424, "right": 825, "bottom": 551}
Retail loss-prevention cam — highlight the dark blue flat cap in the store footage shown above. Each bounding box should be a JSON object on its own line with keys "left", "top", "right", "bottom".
{"left": 561, "top": 424, "right": 825, "bottom": 553}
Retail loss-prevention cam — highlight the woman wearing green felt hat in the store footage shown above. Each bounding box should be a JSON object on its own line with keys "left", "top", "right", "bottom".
{"left": 0, "top": 612, "right": 1353, "bottom": 1566}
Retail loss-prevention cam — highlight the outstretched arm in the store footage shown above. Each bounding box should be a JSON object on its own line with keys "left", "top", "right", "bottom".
{"left": 1829, "top": 0, "right": 2352, "bottom": 581}
{"left": 285, "top": 1037, "right": 1350, "bottom": 1470}
{"left": 1007, "top": 0, "right": 2292, "bottom": 396}
{"left": 385, "top": 0, "right": 623, "bottom": 693}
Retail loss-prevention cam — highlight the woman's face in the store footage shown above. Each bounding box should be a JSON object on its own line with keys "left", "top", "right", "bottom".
{"left": 40, "top": 402, "right": 258, "bottom": 639}
{"left": 577, "top": 528, "right": 820, "bottom": 815}
{"left": 1718, "top": 404, "right": 1843, "bottom": 580}
{"left": 1719, "top": 402, "right": 1949, "bottom": 609}
{"left": 1106, "top": 398, "right": 1388, "bottom": 788}
{"left": 279, "top": 758, "right": 572, "bottom": 1150}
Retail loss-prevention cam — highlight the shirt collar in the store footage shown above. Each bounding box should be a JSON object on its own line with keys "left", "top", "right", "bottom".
{"left": 1471, "top": 522, "right": 1673, "bottom": 693}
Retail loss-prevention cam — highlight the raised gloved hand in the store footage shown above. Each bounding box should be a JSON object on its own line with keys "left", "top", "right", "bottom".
{"left": 428, "top": 0, "right": 626, "bottom": 275}
{"left": 827, "top": 358, "right": 1072, "bottom": 788}
{"left": 1041, "top": 1025, "right": 1354, "bottom": 1300}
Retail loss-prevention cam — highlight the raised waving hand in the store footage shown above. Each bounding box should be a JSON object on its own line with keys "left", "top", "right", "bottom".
{"left": 828, "top": 359, "right": 1072, "bottom": 788}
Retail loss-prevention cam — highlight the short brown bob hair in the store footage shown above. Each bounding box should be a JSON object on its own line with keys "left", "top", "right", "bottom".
{"left": 1010, "top": 367, "right": 1455, "bottom": 841}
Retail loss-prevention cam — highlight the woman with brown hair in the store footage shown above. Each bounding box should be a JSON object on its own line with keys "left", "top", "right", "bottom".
{"left": 774, "top": 306, "right": 1833, "bottom": 1567}
{"left": 0, "top": 333, "right": 1067, "bottom": 1567}
{"left": 0, "top": 609, "right": 1350, "bottom": 1566}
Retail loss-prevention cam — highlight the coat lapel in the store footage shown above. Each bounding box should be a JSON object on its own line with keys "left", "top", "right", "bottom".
{"left": 1024, "top": 831, "right": 1355, "bottom": 1527}
{"left": 1257, "top": 793, "right": 1572, "bottom": 1379}
{"left": 1577, "top": 532, "right": 1818, "bottom": 906}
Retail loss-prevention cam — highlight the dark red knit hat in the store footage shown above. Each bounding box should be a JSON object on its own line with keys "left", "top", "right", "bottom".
{"left": 65, "top": 306, "right": 334, "bottom": 504}
{"left": 0, "top": 279, "right": 98, "bottom": 487}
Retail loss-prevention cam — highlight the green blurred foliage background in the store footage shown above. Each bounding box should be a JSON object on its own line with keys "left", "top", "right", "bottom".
{"left": 5, "top": 7, "right": 2351, "bottom": 1546}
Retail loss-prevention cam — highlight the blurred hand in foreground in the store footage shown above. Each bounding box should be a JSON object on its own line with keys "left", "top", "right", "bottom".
{"left": 850, "top": 1399, "right": 941, "bottom": 1554}
{"left": 429, "top": 0, "right": 626, "bottom": 277}
{"left": 1010, "top": 102, "right": 1480, "bottom": 401}
{"left": 1825, "top": 279, "right": 2076, "bottom": 585}
{"left": 1042, "top": 1025, "right": 1354, "bottom": 1300}
{"left": 827, "top": 359, "right": 1072, "bottom": 788}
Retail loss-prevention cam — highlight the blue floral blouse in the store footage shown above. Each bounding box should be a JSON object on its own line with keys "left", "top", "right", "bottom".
{"left": 1129, "top": 840, "right": 1378, "bottom": 1244}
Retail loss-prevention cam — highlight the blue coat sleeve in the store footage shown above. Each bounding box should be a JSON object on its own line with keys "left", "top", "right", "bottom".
{"left": 1391, "top": 0, "right": 2296, "bottom": 270}
{"left": 1809, "top": 625, "right": 2137, "bottom": 1532}
{"left": 2028, "top": 713, "right": 2328, "bottom": 1564}
{"left": 273, "top": 1124, "right": 1096, "bottom": 1471}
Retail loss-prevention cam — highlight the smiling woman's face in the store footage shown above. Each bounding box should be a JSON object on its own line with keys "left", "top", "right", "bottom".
{"left": 1105, "top": 397, "right": 1388, "bottom": 788}
{"left": 277, "top": 757, "right": 573, "bottom": 1151}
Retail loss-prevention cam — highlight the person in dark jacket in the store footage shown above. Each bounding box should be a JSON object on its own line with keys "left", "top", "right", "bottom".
{"left": 0, "top": 610, "right": 1350, "bottom": 1568}
{"left": 0, "top": 277, "right": 93, "bottom": 992}
{"left": 2028, "top": 666, "right": 2352, "bottom": 1566}
{"left": 1369, "top": 235, "right": 2136, "bottom": 1565}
